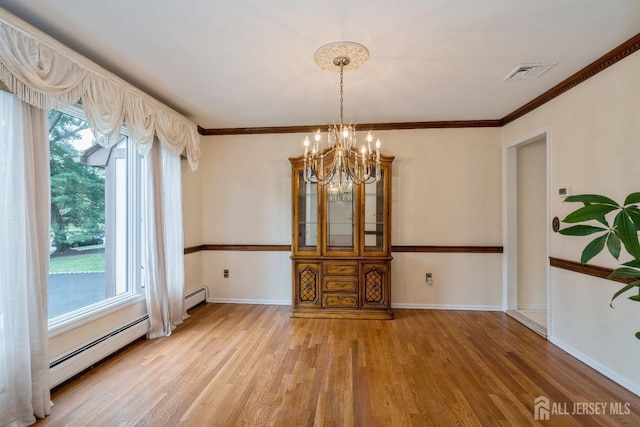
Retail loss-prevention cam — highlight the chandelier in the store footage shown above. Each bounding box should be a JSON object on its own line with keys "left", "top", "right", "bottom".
{"left": 302, "top": 42, "right": 381, "bottom": 195}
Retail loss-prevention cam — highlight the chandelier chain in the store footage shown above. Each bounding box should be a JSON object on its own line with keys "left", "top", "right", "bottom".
{"left": 339, "top": 61, "right": 344, "bottom": 127}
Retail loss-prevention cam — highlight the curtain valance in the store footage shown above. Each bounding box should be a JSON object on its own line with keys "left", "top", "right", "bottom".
{"left": 0, "top": 8, "right": 200, "bottom": 169}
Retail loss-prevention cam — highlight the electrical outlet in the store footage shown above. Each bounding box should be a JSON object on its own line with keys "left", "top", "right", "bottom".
{"left": 426, "top": 273, "right": 433, "bottom": 285}
{"left": 223, "top": 269, "right": 229, "bottom": 278}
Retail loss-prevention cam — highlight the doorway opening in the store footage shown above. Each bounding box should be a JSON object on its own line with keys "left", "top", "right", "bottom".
{"left": 503, "top": 129, "right": 549, "bottom": 337}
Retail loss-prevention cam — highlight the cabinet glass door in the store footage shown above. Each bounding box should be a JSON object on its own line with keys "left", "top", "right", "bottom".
{"left": 363, "top": 169, "right": 386, "bottom": 253}
{"left": 297, "top": 172, "right": 318, "bottom": 251}
{"left": 326, "top": 185, "right": 356, "bottom": 253}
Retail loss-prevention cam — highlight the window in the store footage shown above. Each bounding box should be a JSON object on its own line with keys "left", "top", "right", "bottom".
{"left": 48, "top": 105, "right": 143, "bottom": 331}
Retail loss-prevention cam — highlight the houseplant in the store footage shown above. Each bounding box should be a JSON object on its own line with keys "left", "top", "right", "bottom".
{"left": 560, "top": 193, "right": 640, "bottom": 339}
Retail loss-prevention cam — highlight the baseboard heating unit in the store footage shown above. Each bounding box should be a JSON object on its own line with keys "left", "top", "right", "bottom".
{"left": 49, "top": 315, "right": 149, "bottom": 388}
{"left": 185, "top": 287, "right": 207, "bottom": 310}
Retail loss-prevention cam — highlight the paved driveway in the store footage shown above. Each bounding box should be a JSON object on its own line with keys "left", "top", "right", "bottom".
{"left": 49, "top": 272, "right": 105, "bottom": 317}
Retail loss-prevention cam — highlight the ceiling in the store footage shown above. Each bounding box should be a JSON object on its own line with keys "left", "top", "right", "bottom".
{"left": 1, "top": 0, "right": 639, "bottom": 130}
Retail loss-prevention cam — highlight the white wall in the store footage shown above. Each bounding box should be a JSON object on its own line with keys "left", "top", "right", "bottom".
{"left": 388, "top": 128, "right": 502, "bottom": 246}
{"left": 201, "top": 134, "right": 296, "bottom": 244}
{"left": 204, "top": 251, "right": 291, "bottom": 304}
{"left": 198, "top": 127, "right": 504, "bottom": 310}
{"left": 502, "top": 51, "right": 640, "bottom": 393}
{"left": 199, "top": 134, "right": 298, "bottom": 303}
{"left": 393, "top": 252, "right": 502, "bottom": 309}
{"left": 182, "top": 158, "right": 203, "bottom": 295}
{"left": 386, "top": 128, "right": 503, "bottom": 309}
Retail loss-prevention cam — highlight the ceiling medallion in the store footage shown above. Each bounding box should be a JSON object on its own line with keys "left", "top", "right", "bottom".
{"left": 313, "top": 41, "right": 369, "bottom": 72}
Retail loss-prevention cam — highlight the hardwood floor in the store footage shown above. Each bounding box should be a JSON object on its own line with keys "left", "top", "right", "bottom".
{"left": 36, "top": 303, "right": 640, "bottom": 426}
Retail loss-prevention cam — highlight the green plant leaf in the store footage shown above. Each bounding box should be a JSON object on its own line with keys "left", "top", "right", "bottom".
{"left": 608, "top": 267, "right": 640, "bottom": 279}
{"left": 614, "top": 211, "right": 640, "bottom": 260}
{"left": 580, "top": 234, "right": 608, "bottom": 264}
{"left": 625, "top": 206, "right": 640, "bottom": 227}
{"left": 624, "top": 192, "right": 640, "bottom": 206}
{"left": 606, "top": 233, "right": 621, "bottom": 259}
{"left": 610, "top": 280, "right": 640, "bottom": 307}
{"left": 623, "top": 259, "right": 640, "bottom": 268}
{"left": 558, "top": 225, "right": 607, "bottom": 236}
{"left": 635, "top": 331, "right": 640, "bottom": 340}
{"left": 628, "top": 295, "right": 640, "bottom": 302}
{"left": 562, "top": 204, "right": 617, "bottom": 224}
{"left": 564, "top": 194, "right": 619, "bottom": 206}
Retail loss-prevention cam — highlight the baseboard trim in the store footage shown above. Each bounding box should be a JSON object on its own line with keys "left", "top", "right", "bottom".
{"left": 517, "top": 304, "right": 547, "bottom": 310}
{"left": 206, "top": 298, "right": 291, "bottom": 306}
{"left": 391, "top": 303, "right": 501, "bottom": 311}
{"left": 204, "top": 299, "right": 502, "bottom": 311}
{"left": 548, "top": 335, "right": 640, "bottom": 397}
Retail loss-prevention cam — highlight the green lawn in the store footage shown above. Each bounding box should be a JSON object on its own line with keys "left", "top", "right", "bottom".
{"left": 50, "top": 249, "right": 105, "bottom": 273}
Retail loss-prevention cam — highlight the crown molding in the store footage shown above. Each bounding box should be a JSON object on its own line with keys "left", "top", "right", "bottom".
{"left": 198, "top": 120, "right": 501, "bottom": 136}
{"left": 198, "top": 32, "right": 640, "bottom": 136}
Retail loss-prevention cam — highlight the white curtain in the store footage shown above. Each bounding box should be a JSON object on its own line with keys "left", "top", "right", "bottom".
{"left": 0, "top": 18, "right": 87, "bottom": 109}
{"left": 142, "top": 141, "right": 187, "bottom": 339}
{"left": 81, "top": 75, "right": 125, "bottom": 148}
{"left": 0, "top": 91, "right": 52, "bottom": 426}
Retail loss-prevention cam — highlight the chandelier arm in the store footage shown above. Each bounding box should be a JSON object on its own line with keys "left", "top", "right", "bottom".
{"left": 343, "top": 149, "right": 375, "bottom": 185}
{"left": 351, "top": 164, "right": 379, "bottom": 184}
{"left": 305, "top": 167, "right": 337, "bottom": 185}
{"left": 304, "top": 149, "right": 339, "bottom": 185}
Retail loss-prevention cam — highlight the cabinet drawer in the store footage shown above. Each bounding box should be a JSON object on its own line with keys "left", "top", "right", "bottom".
{"left": 324, "top": 277, "right": 358, "bottom": 292}
{"left": 323, "top": 294, "right": 359, "bottom": 308}
{"left": 324, "top": 262, "right": 358, "bottom": 276}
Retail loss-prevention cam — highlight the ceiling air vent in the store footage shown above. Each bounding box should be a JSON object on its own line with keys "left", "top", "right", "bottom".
{"left": 503, "top": 62, "right": 557, "bottom": 81}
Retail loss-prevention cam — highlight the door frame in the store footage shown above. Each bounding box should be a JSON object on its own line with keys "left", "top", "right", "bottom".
{"left": 502, "top": 126, "right": 551, "bottom": 334}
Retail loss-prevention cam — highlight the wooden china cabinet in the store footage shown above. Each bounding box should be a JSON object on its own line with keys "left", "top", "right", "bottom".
{"left": 289, "top": 151, "right": 394, "bottom": 319}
